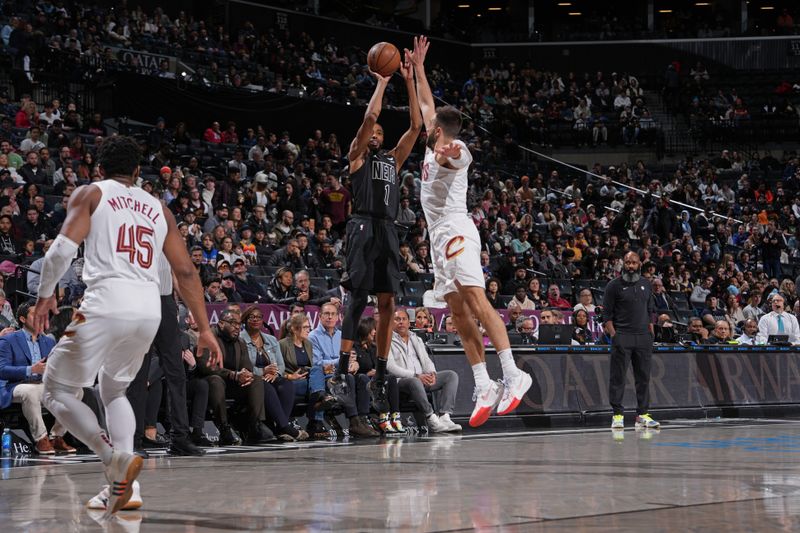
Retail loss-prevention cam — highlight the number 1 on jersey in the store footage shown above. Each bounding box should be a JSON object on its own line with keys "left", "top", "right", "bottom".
{"left": 384, "top": 184, "right": 390, "bottom": 206}
{"left": 116, "top": 224, "right": 154, "bottom": 268}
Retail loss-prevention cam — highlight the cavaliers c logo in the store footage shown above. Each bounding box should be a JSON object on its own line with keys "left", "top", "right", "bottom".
{"left": 445, "top": 236, "right": 465, "bottom": 260}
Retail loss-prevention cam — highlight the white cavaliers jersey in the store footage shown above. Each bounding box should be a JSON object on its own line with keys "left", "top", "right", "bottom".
{"left": 82, "top": 180, "right": 167, "bottom": 288}
{"left": 420, "top": 140, "right": 472, "bottom": 228}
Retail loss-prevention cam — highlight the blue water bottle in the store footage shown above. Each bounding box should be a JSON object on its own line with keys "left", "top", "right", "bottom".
{"left": 1, "top": 428, "right": 11, "bottom": 457}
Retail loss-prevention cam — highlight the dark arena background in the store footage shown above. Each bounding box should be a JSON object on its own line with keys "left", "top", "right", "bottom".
{"left": 2, "top": 0, "right": 800, "bottom": 531}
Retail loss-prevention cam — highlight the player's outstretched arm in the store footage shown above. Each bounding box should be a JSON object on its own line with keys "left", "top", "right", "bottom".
{"left": 348, "top": 70, "right": 391, "bottom": 166}
{"left": 162, "top": 208, "right": 222, "bottom": 368}
{"left": 391, "top": 50, "right": 422, "bottom": 171}
{"left": 32, "top": 184, "right": 98, "bottom": 334}
{"left": 409, "top": 35, "right": 435, "bottom": 132}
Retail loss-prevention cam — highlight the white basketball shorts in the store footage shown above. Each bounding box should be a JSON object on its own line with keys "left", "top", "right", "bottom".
{"left": 44, "top": 279, "right": 161, "bottom": 388}
{"left": 429, "top": 214, "right": 485, "bottom": 301}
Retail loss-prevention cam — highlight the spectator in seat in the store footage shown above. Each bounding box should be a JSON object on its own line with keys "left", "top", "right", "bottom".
{"left": 317, "top": 239, "right": 343, "bottom": 270}
{"left": 232, "top": 257, "right": 267, "bottom": 302}
{"left": 413, "top": 307, "right": 435, "bottom": 332}
{"left": 204, "top": 275, "right": 226, "bottom": 303}
{"left": 355, "top": 317, "right": 403, "bottom": 434}
{"left": 743, "top": 292, "right": 766, "bottom": 322}
{"left": 196, "top": 310, "right": 274, "bottom": 443}
{"left": 690, "top": 276, "right": 714, "bottom": 310}
{"left": 18, "top": 151, "right": 47, "bottom": 186}
{"left": 539, "top": 308, "right": 562, "bottom": 325}
{"left": 388, "top": 309, "right": 461, "bottom": 433}
{"left": 506, "top": 302, "right": 522, "bottom": 332}
{"left": 572, "top": 309, "right": 592, "bottom": 345}
{"left": 516, "top": 315, "right": 536, "bottom": 338}
{"left": 240, "top": 306, "right": 307, "bottom": 442}
{"left": 279, "top": 312, "right": 336, "bottom": 439}
{"left": 20, "top": 206, "right": 53, "bottom": 250}
{"left": 265, "top": 267, "right": 298, "bottom": 305}
{"left": 705, "top": 320, "right": 733, "bottom": 344}
{"left": 204, "top": 121, "right": 222, "bottom": 144}
{"left": 547, "top": 284, "right": 571, "bottom": 309}
{"left": 573, "top": 288, "right": 597, "bottom": 313}
{"left": 0, "top": 302, "right": 77, "bottom": 454}
{"left": 266, "top": 238, "right": 307, "bottom": 270}
{"left": 512, "top": 285, "right": 536, "bottom": 310}
{"left": 701, "top": 295, "right": 727, "bottom": 329}
{"left": 308, "top": 302, "right": 377, "bottom": 438}
{"left": 651, "top": 278, "right": 675, "bottom": 313}
{"left": 293, "top": 269, "right": 328, "bottom": 306}
{"left": 485, "top": 278, "right": 503, "bottom": 309}
{"left": 687, "top": 317, "right": 709, "bottom": 344}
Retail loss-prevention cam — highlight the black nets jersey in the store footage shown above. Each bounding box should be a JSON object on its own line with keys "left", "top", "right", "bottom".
{"left": 349, "top": 149, "right": 399, "bottom": 219}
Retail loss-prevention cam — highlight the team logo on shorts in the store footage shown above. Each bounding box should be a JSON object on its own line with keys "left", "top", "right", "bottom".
{"left": 445, "top": 236, "right": 465, "bottom": 260}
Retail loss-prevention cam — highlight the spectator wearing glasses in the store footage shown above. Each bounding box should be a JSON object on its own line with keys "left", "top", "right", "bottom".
{"left": 240, "top": 306, "right": 307, "bottom": 441}
{"left": 757, "top": 293, "right": 800, "bottom": 345}
{"left": 573, "top": 288, "right": 597, "bottom": 313}
{"left": 279, "top": 312, "right": 334, "bottom": 439}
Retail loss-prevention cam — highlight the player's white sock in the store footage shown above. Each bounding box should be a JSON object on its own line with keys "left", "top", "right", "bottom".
{"left": 43, "top": 381, "right": 114, "bottom": 464}
{"left": 498, "top": 348, "right": 521, "bottom": 379}
{"left": 471, "top": 362, "right": 492, "bottom": 391}
{"left": 99, "top": 373, "right": 136, "bottom": 455}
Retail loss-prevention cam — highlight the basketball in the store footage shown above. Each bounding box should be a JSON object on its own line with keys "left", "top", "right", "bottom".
{"left": 367, "top": 42, "right": 401, "bottom": 77}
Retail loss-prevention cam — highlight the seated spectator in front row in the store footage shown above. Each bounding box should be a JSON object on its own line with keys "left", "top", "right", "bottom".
{"left": 701, "top": 295, "right": 726, "bottom": 329}
{"left": 182, "top": 311, "right": 240, "bottom": 446}
{"left": 293, "top": 269, "right": 329, "bottom": 306}
{"left": 278, "top": 313, "right": 331, "bottom": 440}
{"left": 308, "top": 302, "right": 378, "bottom": 438}
{"left": 388, "top": 310, "right": 461, "bottom": 433}
{"left": 196, "top": 310, "right": 274, "bottom": 444}
{"left": 240, "top": 305, "right": 307, "bottom": 441}
{"left": 687, "top": 317, "right": 709, "bottom": 343}
{"left": 704, "top": 320, "right": 733, "bottom": 344}
{"left": 571, "top": 309, "right": 592, "bottom": 345}
{"left": 506, "top": 302, "right": 522, "bottom": 332}
{"left": 354, "top": 317, "right": 404, "bottom": 434}
{"left": 736, "top": 319, "right": 759, "bottom": 345}
{"left": 0, "top": 302, "right": 76, "bottom": 454}
{"left": 539, "top": 308, "right": 563, "bottom": 325}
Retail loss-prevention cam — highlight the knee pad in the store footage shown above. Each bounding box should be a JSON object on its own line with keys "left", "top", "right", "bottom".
{"left": 341, "top": 289, "right": 369, "bottom": 340}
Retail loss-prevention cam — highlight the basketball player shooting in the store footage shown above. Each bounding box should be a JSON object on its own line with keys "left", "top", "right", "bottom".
{"left": 410, "top": 36, "right": 532, "bottom": 427}
{"left": 335, "top": 52, "right": 421, "bottom": 413}
{"left": 30, "top": 136, "right": 221, "bottom": 518}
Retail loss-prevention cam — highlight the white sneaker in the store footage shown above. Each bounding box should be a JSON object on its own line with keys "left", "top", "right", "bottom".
{"left": 496, "top": 371, "right": 533, "bottom": 416}
{"left": 426, "top": 413, "right": 450, "bottom": 433}
{"left": 103, "top": 451, "right": 144, "bottom": 518}
{"left": 439, "top": 413, "right": 462, "bottom": 432}
{"left": 88, "top": 481, "right": 143, "bottom": 510}
{"left": 469, "top": 381, "right": 503, "bottom": 428}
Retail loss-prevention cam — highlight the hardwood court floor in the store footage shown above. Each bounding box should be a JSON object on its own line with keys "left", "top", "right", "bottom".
{"left": 4, "top": 419, "right": 800, "bottom": 531}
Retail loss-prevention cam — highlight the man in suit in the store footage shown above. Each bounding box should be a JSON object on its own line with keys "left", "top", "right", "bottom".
{"left": 196, "top": 310, "right": 274, "bottom": 443}
{"left": 0, "top": 302, "right": 75, "bottom": 454}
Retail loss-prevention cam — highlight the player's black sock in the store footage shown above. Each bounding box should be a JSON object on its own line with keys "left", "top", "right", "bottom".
{"left": 337, "top": 351, "right": 351, "bottom": 377}
{"left": 375, "top": 357, "right": 387, "bottom": 383}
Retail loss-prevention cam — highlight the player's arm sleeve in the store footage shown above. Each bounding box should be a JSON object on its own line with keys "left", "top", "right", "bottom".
{"left": 37, "top": 234, "right": 79, "bottom": 298}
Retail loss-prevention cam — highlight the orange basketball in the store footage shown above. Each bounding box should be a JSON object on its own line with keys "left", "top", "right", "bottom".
{"left": 367, "top": 42, "right": 401, "bottom": 78}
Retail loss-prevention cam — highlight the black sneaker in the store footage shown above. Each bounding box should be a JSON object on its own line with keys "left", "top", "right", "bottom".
{"left": 324, "top": 412, "right": 344, "bottom": 436}
{"left": 306, "top": 420, "right": 329, "bottom": 440}
{"left": 218, "top": 425, "right": 242, "bottom": 446}
{"left": 248, "top": 423, "right": 276, "bottom": 444}
{"left": 190, "top": 429, "right": 214, "bottom": 447}
{"left": 169, "top": 436, "right": 206, "bottom": 456}
{"left": 369, "top": 379, "right": 390, "bottom": 413}
{"left": 276, "top": 424, "right": 301, "bottom": 442}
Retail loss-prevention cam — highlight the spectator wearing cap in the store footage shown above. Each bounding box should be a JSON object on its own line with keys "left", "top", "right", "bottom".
{"left": 219, "top": 267, "right": 243, "bottom": 303}
{"left": 203, "top": 204, "right": 229, "bottom": 234}
{"left": 266, "top": 267, "right": 299, "bottom": 305}
{"left": 232, "top": 257, "right": 267, "bottom": 303}
{"left": 251, "top": 172, "right": 271, "bottom": 208}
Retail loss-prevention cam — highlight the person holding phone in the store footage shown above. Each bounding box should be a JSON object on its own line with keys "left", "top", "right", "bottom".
{"left": 241, "top": 305, "right": 307, "bottom": 442}
{"left": 279, "top": 313, "right": 330, "bottom": 439}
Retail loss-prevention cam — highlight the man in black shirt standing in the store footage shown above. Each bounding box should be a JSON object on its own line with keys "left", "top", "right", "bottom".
{"left": 603, "top": 252, "right": 660, "bottom": 431}
{"left": 335, "top": 53, "right": 422, "bottom": 412}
